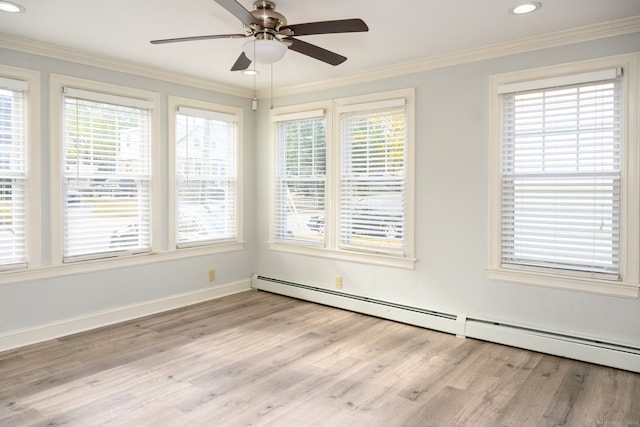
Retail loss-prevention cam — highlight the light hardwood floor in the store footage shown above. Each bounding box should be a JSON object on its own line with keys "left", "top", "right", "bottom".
{"left": 1, "top": 290, "right": 639, "bottom": 426}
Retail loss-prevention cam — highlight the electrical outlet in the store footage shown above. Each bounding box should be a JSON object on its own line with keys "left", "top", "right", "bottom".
{"left": 208, "top": 269, "right": 216, "bottom": 282}
{"left": 335, "top": 276, "right": 343, "bottom": 289}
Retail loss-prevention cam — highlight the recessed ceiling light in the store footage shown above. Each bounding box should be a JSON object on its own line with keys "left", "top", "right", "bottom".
{"left": 243, "top": 69, "right": 259, "bottom": 76}
{"left": 510, "top": 2, "right": 542, "bottom": 14}
{"left": 0, "top": 1, "right": 25, "bottom": 13}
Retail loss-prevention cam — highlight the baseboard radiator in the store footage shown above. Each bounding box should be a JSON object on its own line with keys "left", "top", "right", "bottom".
{"left": 251, "top": 274, "right": 640, "bottom": 373}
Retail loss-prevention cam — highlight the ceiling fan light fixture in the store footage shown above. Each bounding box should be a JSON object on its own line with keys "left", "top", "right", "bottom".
{"left": 510, "top": 2, "right": 542, "bottom": 14}
{"left": 0, "top": 1, "right": 25, "bottom": 13}
{"left": 243, "top": 39, "right": 287, "bottom": 64}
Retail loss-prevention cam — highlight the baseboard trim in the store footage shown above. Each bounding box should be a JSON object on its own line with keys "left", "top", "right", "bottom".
{"left": 252, "top": 274, "right": 640, "bottom": 373}
{"left": 465, "top": 319, "right": 640, "bottom": 373}
{"left": 0, "top": 278, "right": 251, "bottom": 352}
{"left": 252, "top": 275, "right": 460, "bottom": 334}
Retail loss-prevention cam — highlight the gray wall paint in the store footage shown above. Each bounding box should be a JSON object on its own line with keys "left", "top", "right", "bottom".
{"left": 0, "top": 48, "right": 256, "bottom": 333}
{"left": 1, "top": 32, "right": 639, "bottom": 348}
{"left": 254, "top": 33, "right": 640, "bottom": 347}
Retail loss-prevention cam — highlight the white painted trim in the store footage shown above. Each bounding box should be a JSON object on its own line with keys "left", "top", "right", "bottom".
{"left": 2, "top": 16, "right": 638, "bottom": 100}
{"left": 0, "top": 65, "right": 41, "bottom": 269}
{"left": 336, "top": 97, "right": 405, "bottom": 114}
{"left": 0, "top": 278, "right": 252, "bottom": 352}
{"left": 487, "top": 267, "right": 640, "bottom": 299}
{"left": 267, "top": 100, "right": 332, "bottom": 250}
{"left": 49, "top": 74, "right": 163, "bottom": 262}
{"left": 167, "top": 96, "right": 245, "bottom": 251}
{"left": 252, "top": 274, "right": 640, "bottom": 373}
{"left": 268, "top": 242, "right": 416, "bottom": 269}
{"left": 0, "top": 75, "right": 28, "bottom": 91}
{"left": 487, "top": 53, "right": 640, "bottom": 299}
{"left": 333, "top": 88, "right": 416, "bottom": 265}
{"left": 271, "top": 109, "right": 325, "bottom": 122}
{"left": 0, "top": 242, "right": 245, "bottom": 286}
{"left": 63, "top": 87, "right": 155, "bottom": 109}
{"left": 0, "top": 34, "right": 253, "bottom": 98}
{"left": 252, "top": 275, "right": 460, "bottom": 335}
{"left": 260, "top": 16, "right": 640, "bottom": 98}
{"left": 496, "top": 68, "right": 620, "bottom": 94}
{"left": 176, "top": 106, "right": 239, "bottom": 123}
{"left": 267, "top": 89, "right": 416, "bottom": 269}
{"left": 465, "top": 320, "right": 640, "bottom": 373}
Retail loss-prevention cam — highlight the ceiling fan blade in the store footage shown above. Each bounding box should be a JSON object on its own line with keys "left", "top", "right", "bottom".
{"left": 231, "top": 52, "right": 252, "bottom": 71}
{"left": 150, "top": 34, "right": 246, "bottom": 44}
{"left": 214, "top": 0, "right": 260, "bottom": 26}
{"left": 285, "top": 38, "right": 347, "bottom": 66}
{"left": 281, "top": 18, "right": 368, "bottom": 36}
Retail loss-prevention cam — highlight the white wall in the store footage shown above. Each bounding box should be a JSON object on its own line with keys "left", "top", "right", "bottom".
{"left": 254, "top": 33, "right": 640, "bottom": 348}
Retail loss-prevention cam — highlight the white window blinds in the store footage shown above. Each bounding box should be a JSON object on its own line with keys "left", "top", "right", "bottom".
{"left": 273, "top": 110, "right": 326, "bottom": 244}
{"left": 0, "top": 77, "right": 27, "bottom": 269}
{"left": 339, "top": 99, "right": 407, "bottom": 255}
{"left": 500, "top": 72, "right": 621, "bottom": 276}
{"left": 62, "top": 88, "right": 152, "bottom": 261}
{"left": 175, "top": 106, "right": 238, "bottom": 247}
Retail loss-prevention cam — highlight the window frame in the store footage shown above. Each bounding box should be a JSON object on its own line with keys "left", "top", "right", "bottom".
{"left": 270, "top": 102, "right": 329, "bottom": 247}
{"left": 167, "top": 96, "right": 244, "bottom": 254}
{"left": 487, "top": 53, "right": 640, "bottom": 298}
{"left": 0, "top": 65, "right": 41, "bottom": 271}
{"left": 336, "top": 96, "right": 411, "bottom": 257}
{"left": 269, "top": 89, "right": 415, "bottom": 269}
{"left": 50, "top": 74, "right": 161, "bottom": 265}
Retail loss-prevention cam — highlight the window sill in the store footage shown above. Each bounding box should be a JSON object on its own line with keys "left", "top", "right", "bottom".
{"left": 487, "top": 266, "right": 639, "bottom": 299}
{"left": 269, "top": 241, "right": 415, "bottom": 269}
{"left": 0, "top": 241, "right": 245, "bottom": 286}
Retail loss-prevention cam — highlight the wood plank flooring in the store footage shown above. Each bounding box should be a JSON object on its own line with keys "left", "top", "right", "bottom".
{"left": 1, "top": 290, "right": 639, "bottom": 426}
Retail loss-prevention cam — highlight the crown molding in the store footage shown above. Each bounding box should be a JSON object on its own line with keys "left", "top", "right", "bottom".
{"left": 261, "top": 15, "right": 640, "bottom": 99}
{"left": 0, "top": 33, "right": 253, "bottom": 99}
{"left": 2, "top": 15, "right": 639, "bottom": 101}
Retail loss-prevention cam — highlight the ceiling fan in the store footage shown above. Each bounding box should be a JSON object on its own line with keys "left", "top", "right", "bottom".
{"left": 150, "top": 0, "right": 369, "bottom": 71}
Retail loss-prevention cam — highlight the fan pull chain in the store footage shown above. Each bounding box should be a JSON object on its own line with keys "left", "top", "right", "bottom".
{"left": 270, "top": 63, "right": 274, "bottom": 110}
{"left": 252, "top": 41, "right": 258, "bottom": 111}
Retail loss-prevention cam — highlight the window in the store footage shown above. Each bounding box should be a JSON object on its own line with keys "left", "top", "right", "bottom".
{"left": 272, "top": 108, "right": 326, "bottom": 245}
{"left": 488, "top": 54, "right": 640, "bottom": 297}
{"left": 51, "top": 76, "right": 159, "bottom": 263}
{"left": 168, "top": 97, "right": 243, "bottom": 252}
{"left": 0, "top": 67, "right": 39, "bottom": 272}
{"left": 338, "top": 99, "right": 407, "bottom": 256}
{"left": 270, "top": 89, "right": 415, "bottom": 268}
{"left": 0, "top": 76, "right": 27, "bottom": 269}
{"left": 173, "top": 102, "right": 240, "bottom": 247}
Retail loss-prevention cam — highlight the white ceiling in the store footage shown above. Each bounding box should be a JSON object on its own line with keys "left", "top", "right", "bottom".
{"left": 1, "top": 0, "right": 639, "bottom": 92}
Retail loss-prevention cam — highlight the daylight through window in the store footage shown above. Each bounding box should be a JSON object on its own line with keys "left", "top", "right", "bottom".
{"left": 175, "top": 106, "right": 238, "bottom": 247}
{"left": 499, "top": 70, "right": 622, "bottom": 276}
{"left": 62, "top": 88, "right": 152, "bottom": 261}
{"left": 0, "top": 77, "right": 27, "bottom": 269}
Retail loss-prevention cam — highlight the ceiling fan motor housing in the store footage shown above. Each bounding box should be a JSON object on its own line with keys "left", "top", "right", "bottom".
{"left": 251, "top": 0, "right": 287, "bottom": 36}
